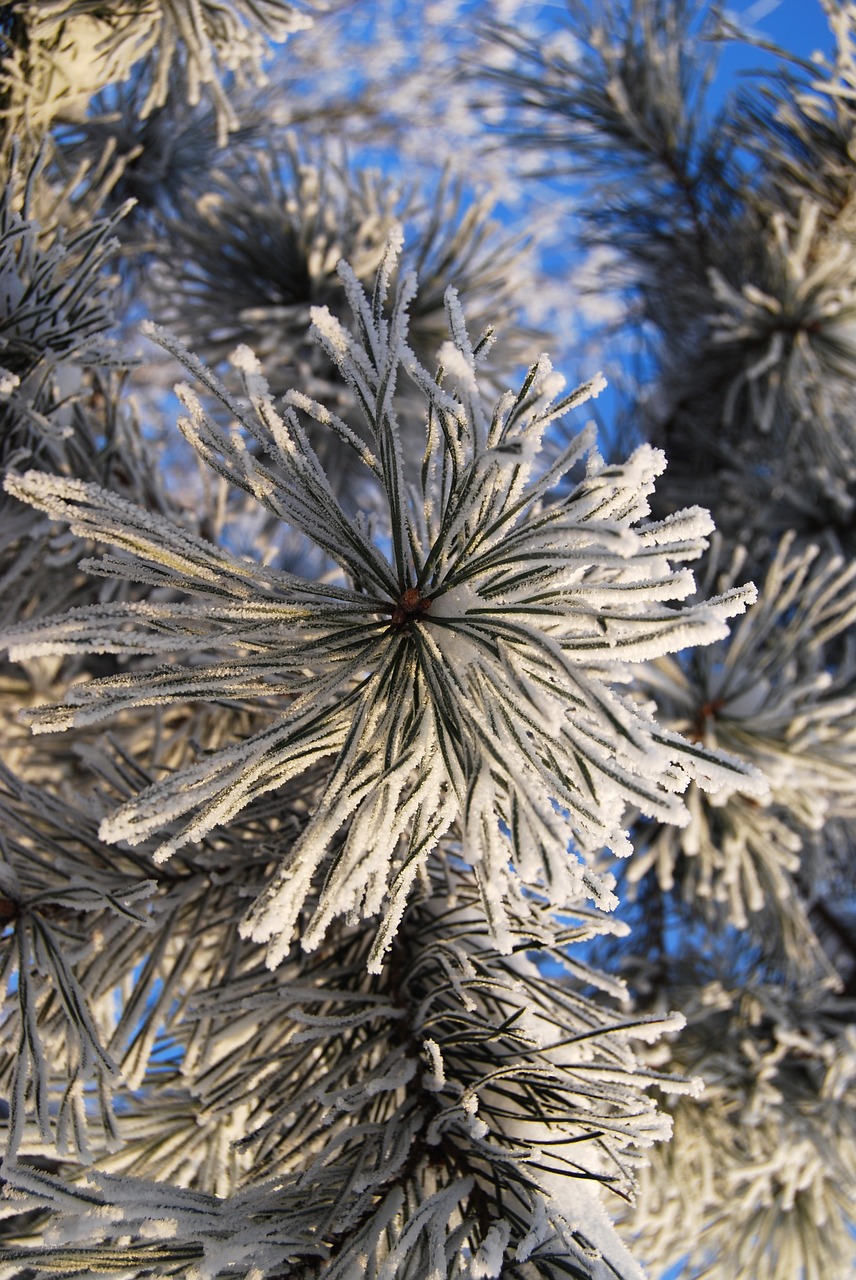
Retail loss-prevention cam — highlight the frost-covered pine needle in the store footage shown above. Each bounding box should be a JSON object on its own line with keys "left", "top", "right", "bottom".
{"left": 2, "top": 245, "right": 764, "bottom": 969}
{"left": 0, "top": 863, "right": 700, "bottom": 1280}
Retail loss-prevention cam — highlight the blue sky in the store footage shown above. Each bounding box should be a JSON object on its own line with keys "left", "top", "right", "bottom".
{"left": 738, "top": 0, "right": 832, "bottom": 48}
{"left": 721, "top": 0, "right": 834, "bottom": 74}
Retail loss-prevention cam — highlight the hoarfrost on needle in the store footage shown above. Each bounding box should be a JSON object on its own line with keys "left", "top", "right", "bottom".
{"left": 2, "top": 245, "right": 765, "bottom": 969}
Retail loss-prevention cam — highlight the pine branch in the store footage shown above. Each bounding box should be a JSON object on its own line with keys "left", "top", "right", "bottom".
{"left": 2, "top": 250, "right": 765, "bottom": 970}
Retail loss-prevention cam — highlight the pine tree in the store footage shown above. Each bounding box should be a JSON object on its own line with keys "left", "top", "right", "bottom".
{"left": 0, "top": 3, "right": 853, "bottom": 1279}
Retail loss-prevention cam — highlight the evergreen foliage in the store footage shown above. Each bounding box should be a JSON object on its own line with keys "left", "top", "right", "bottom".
{"left": 0, "top": 2, "right": 853, "bottom": 1278}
